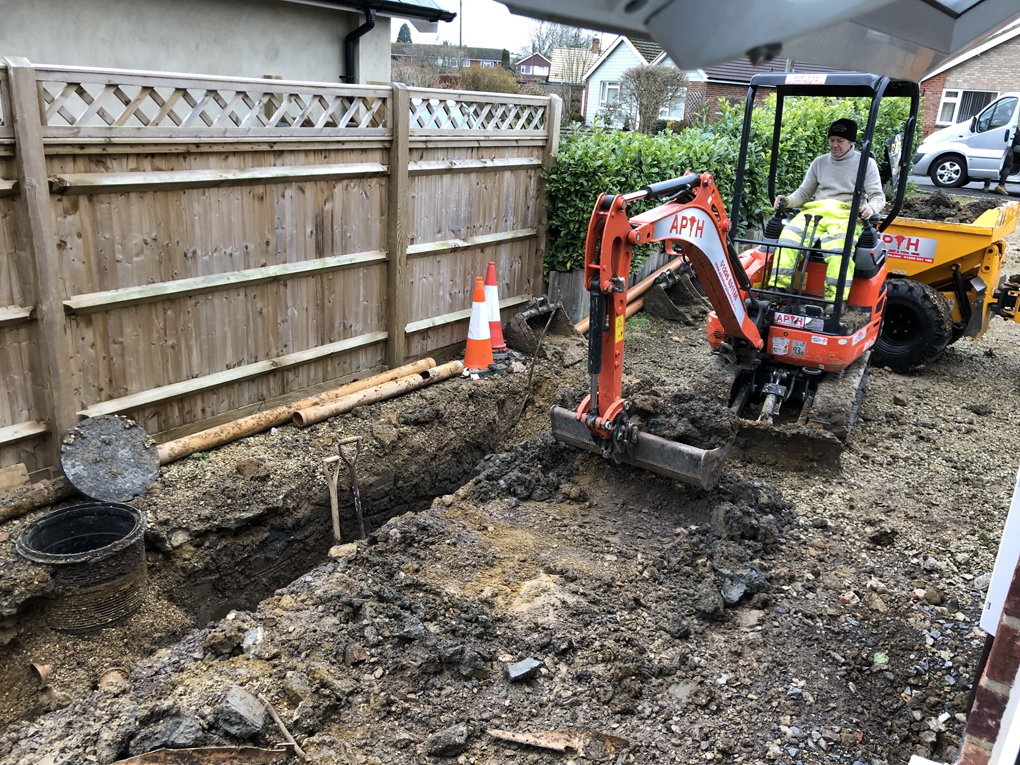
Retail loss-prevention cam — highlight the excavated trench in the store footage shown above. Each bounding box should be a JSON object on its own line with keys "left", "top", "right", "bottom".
{"left": 0, "top": 356, "right": 583, "bottom": 728}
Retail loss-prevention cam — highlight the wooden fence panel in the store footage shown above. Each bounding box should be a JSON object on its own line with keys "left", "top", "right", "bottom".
{"left": 401, "top": 87, "right": 551, "bottom": 360}
{"left": 0, "top": 64, "right": 560, "bottom": 477}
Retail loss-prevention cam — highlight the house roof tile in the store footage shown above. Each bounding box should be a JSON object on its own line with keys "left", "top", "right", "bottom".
{"left": 627, "top": 37, "right": 664, "bottom": 63}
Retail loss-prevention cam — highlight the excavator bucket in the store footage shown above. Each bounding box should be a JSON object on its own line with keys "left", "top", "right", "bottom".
{"left": 549, "top": 405, "right": 728, "bottom": 490}
{"left": 642, "top": 265, "right": 711, "bottom": 326}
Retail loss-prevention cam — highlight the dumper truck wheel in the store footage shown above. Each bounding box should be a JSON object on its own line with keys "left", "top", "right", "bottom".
{"left": 873, "top": 279, "right": 953, "bottom": 371}
{"left": 928, "top": 154, "right": 968, "bottom": 188}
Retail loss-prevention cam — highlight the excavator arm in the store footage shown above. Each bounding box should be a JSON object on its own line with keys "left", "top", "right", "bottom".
{"left": 550, "top": 172, "right": 754, "bottom": 490}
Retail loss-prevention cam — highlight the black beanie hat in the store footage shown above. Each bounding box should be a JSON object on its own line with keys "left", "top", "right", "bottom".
{"left": 828, "top": 118, "right": 858, "bottom": 142}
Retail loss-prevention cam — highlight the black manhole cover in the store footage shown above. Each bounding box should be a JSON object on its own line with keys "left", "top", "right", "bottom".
{"left": 60, "top": 415, "right": 159, "bottom": 502}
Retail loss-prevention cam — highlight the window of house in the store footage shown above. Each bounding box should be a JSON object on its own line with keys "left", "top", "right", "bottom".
{"left": 521, "top": 65, "right": 532, "bottom": 74}
{"left": 534, "top": 66, "right": 549, "bottom": 76}
{"left": 599, "top": 81, "right": 619, "bottom": 107}
{"left": 659, "top": 88, "right": 687, "bottom": 120}
{"left": 482, "top": 61, "right": 495, "bottom": 68}
{"left": 936, "top": 89, "right": 998, "bottom": 126}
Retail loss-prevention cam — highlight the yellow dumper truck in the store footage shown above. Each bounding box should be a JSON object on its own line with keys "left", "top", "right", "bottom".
{"left": 872, "top": 201, "right": 1020, "bottom": 370}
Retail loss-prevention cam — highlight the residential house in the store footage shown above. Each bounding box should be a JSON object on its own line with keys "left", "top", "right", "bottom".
{"left": 515, "top": 52, "right": 552, "bottom": 82}
{"left": 584, "top": 42, "right": 842, "bottom": 128}
{"left": 918, "top": 21, "right": 1020, "bottom": 137}
{"left": 548, "top": 42, "right": 600, "bottom": 118}
{"left": 391, "top": 43, "right": 503, "bottom": 73}
{"left": 548, "top": 45, "right": 599, "bottom": 86}
{"left": 581, "top": 37, "right": 686, "bottom": 127}
{"left": 1, "top": 0, "right": 454, "bottom": 84}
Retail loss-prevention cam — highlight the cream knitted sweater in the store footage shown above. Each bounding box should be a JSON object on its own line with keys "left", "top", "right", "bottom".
{"left": 785, "top": 148, "right": 885, "bottom": 212}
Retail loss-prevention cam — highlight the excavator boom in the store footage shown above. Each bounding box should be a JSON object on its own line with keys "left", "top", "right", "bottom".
{"left": 550, "top": 173, "right": 746, "bottom": 490}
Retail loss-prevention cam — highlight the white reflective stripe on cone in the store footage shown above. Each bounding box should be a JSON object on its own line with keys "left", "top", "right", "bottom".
{"left": 468, "top": 300, "right": 491, "bottom": 340}
{"left": 485, "top": 284, "right": 500, "bottom": 321}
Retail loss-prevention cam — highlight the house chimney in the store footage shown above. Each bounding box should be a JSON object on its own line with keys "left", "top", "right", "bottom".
{"left": 591, "top": 38, "right": 601, "bottom": 55}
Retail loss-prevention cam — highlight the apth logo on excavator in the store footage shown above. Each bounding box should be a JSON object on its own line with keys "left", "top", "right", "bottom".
{"left": 669, "top": 214, "right": 705, "bottom": 238}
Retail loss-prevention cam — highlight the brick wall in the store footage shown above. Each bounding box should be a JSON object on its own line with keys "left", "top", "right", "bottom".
{"left": 946, "top": 35, "right": 1020, "bottom": 93}
{"left": 919, "top": 71, "right": 946, "bottom": 139}
{"left": 685, "top": 81, "right": 771, "bottom": 121}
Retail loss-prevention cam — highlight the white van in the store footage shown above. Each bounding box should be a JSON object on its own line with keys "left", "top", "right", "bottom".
{"left": 911, "top": 92, "right": 1020, "bottom": 187}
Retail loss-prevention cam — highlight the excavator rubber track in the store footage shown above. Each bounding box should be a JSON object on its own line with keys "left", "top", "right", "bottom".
{"left": 697, "top": 352, "right": 871, "bottom": 466}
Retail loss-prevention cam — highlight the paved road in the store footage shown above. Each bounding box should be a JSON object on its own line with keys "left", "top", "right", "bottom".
{"left": 911, "top": 173, "right": 1020, "bottom": 200}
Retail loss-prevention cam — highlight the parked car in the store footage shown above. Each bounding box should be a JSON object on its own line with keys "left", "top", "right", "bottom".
{"left": 912, "top": 92, "right": 1020, "bottom": 187}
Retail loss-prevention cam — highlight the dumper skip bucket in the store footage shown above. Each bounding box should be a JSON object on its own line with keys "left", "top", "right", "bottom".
{"left": 549, "top": 405, "right": 727, "bottom": 490}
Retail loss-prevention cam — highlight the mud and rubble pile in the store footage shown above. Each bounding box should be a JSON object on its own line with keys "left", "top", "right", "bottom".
{"left": 0, "top": 438, "right": 798, "bottom": 764}
{"left": 890, "top": 190, "right": 1002, "bottom": 224}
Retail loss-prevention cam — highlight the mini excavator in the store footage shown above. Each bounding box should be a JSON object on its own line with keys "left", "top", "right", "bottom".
{"left": 550, "top": 73, "right": 920, "bottom": 490}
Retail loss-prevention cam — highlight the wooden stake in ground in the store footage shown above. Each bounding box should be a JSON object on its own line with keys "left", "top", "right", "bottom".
{"left": 322, "top": 455, "right": 343, "bottom": 543}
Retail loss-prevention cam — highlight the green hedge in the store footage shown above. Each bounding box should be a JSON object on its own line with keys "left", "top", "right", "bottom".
{"left": 543, "top": 92, "right": 920, "bottom": 274}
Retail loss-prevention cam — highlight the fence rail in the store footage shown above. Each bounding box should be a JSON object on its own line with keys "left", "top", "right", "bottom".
{"left": 0, "top": 58, "right": 562, "bottom": 477}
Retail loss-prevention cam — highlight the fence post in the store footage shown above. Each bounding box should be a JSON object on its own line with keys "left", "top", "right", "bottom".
{"left": 5, "top": 57, "right": 78, "bottom": 468}
{"left": 534, "top": 94, "right": 562, "bottom": 299}
{"left": 385, "top": 83, "right": 410, "bottom": 368}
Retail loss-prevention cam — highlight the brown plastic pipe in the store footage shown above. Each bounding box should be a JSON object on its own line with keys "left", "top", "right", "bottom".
{"left": 293, "top": 360, "right": 463, "bottom": 428}
{"left": 157, "top": 359, "right": 437, "bottom": 465}
{"left": 574, "top": 257, "right": 684, "bottom": 333}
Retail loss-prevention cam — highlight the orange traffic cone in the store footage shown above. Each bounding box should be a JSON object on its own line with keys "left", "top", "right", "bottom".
{"left": 464, "top": 276, "right": 494, "bottom": 372}
{"left": 484, "top": 261, "right": 507, "bottom": 352}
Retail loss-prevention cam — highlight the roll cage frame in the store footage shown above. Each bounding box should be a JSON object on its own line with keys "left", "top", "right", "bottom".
{"left": 727, "top": 73, "right": 920, "bottom": 332}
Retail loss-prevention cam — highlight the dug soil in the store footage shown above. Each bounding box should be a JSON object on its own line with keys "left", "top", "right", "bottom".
{"left": 2, "top": 234, "right": 1020, "bottom": 764}
{"left": 888, "top": 190, "right": 1003, "bottom": 224}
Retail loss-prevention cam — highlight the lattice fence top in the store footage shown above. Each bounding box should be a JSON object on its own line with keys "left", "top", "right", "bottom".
{"left": 33, "top": 66, "right": 390, "bottom": 139}
{"left": 407, "top": 88, "right": 548, "bottom": 133}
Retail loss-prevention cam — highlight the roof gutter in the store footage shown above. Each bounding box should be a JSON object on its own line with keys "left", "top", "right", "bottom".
{"left": 298, "top": 0, "right": 456, "bottom": 22}
{"left": 344, "top": 8, "right": 376, "bottom": 84}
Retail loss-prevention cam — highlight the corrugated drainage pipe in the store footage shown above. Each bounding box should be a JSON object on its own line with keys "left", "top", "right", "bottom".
{"left": 16, "top": 503, "right": 147, "bottom": 633}
{"left": 345, "top": 9, "right": 377, "bottom": 84}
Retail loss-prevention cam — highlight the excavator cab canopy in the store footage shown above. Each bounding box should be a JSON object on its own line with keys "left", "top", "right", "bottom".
{"left": 727, "top": 73, "right": 920, "bottom": 328}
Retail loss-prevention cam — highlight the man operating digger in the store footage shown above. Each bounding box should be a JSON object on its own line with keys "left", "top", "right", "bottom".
{"left": 772, "top": 118, "right": 885, "bottom": 300}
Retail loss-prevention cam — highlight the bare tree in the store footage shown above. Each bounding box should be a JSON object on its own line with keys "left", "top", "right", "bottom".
{"left": 619, "top": 65, "right": 689, "bottom": 132}
{"left": 391, "top": 63, "right": 442, "bottom": 88}
{"left": 517, "top": 21, "right": 594, "bottom": 59}
{"left": 550, "top": 46, "right": 596, "bottom": 119}
{"left": 394, "top": 43, "right": 466, "bottom": 73}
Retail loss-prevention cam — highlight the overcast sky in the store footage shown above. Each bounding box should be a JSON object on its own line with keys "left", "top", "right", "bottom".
{"left": 390, "top": 0, "right": 615, "bottom": 55}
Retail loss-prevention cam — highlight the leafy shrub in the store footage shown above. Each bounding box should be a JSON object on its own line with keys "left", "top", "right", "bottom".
{"left": 544, "top": 128, "right": 743, "bottom": 272}
{"left": 544, "top": 92, "right": 922, "bottom": 273}
{"left": 457, "top": 68, "right": 519, "bottom": 94}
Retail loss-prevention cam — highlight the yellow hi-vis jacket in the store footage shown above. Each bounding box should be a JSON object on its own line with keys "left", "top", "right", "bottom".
{"left": 774, "top": 199, "right": 859, "bottom": 301}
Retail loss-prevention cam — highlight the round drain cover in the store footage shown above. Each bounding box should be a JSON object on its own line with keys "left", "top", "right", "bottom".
{"left": 60, "top": 415, "right": 159, "bottom": 502}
